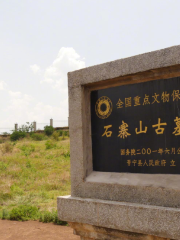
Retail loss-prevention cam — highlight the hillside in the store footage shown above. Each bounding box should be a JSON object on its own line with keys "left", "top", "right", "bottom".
{"left": 0, "top": 134, "right": 70, "bottom": 222}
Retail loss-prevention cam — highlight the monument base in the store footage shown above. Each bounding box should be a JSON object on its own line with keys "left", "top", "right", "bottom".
{"left": 69, "top": 222, "right": 171, "bottom": 240}
{"left": 69, "top": 222, "right": 170, "bottom": 240}
{"left": 57, "top": 196, "right": 180, "bottom": 240}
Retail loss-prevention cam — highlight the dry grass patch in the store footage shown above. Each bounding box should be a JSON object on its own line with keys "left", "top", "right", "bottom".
{"left": 0, "top": 137, "right": 71, "bottom": 214}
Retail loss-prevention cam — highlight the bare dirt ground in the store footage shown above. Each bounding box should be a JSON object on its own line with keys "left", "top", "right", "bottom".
{"left": 0, "top": 220, "right": 80, "bottom": 240}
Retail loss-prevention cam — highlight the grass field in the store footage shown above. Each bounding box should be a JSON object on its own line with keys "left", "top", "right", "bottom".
{"left": 0, "top": 134, "right": 70, "bottom": 223}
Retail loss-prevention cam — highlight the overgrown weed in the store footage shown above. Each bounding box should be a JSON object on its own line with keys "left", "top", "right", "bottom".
{"left": 30, "top": 133, "right": 45, "bottom": 141}
{"left": 45, "top": 140, "right": 57, "bottom": 150}
{"left": 0, "top": 207, "right": 67, "bottom": 225}
{"left": 52, "top": 131, "right": 59, "bottom": 141}
{"left": 0, "top": 142, "right": 14, "bottom": 154}
{"left": 0, "top": 136, "right": 70, "bottom": 221}
{"left": 19, "top": 144, "right": 35, "bottom": 156}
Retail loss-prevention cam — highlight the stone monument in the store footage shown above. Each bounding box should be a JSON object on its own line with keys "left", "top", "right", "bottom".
{"left": 58, "top": 45, "right": 180, "bottom": 240}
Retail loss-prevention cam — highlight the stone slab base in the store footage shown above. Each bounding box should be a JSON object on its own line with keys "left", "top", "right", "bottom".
{"left": 57, "top": 196, "right": 180, "bottom": 239}
{"left": 69, "top": 222, "right": 172, "bottom": 240}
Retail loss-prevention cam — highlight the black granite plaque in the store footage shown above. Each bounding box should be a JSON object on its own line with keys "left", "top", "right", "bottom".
{"left": 91, "top": 76, "right": 180, "bottom": 174}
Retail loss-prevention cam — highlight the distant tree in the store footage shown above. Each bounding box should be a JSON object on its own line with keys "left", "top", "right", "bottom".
{"left": 44, "top": 125, "right": 54, "bottom": 136}
{"left": 19, "top": 122, "right": 34, "bottom": 133}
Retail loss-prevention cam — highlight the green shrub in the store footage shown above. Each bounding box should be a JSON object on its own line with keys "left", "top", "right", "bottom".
{"left": 9, "top": 205, "right": 39, "bottom": 221}
{"left": 20, "top": 144, "right": 35, "bottom": 152}
{"left": 58, "top": 130, "right": 63, "bottom": 136}
{"left": 10, "top": 131, "right": 26, "bottom": 141}
{"left": 53, "top": 214, "right": 67, "bottom": 225}
{"left": 0, "top": 142, "right": 13, "bottom": 154}
{"left": 19, "top": 144, "right": 35, "bottom": 156}
{"left": 2, "top": 209, "right": 9, "bottom": 220}
{"left": 39, "top": 211, "right": 54, "bottom": 223}
{"left": 52, "top": 131, "right": 59, "bottom": 141}
{"left": 56, "top": 130, "right": 69, "bottom": 137}
{"left": 0, "top": 208, "right": 67, "bottom": 224}
{"left": 45, "top": 140, "right": 57, "bottom": 150}
{"left": 39, "top": 210, "right": 67, "bottom": 225}
{"left": 0, "top": 139, "right": 4, "bottom": 144}
{"left": 44, "top": 126, "right": 54, "bottom": 136}
{"left": 31, "top": 133, "right": 44, "bottom": 141}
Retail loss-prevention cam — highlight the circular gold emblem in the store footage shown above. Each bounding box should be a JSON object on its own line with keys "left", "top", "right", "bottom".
{"left": 95, "top": 96, "right": 113, "bottom": 119}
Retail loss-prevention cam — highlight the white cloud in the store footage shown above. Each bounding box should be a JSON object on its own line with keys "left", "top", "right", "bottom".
{"left": 7, "top": 92, "right": 33, "bottom": 114}
{"left": 30, "top": 64, "right": 41, "bottom": 74}
{"left": 8, "top": 91, "right": 22, "bottom": 98}
{"left": 0, "top": 48, "right": 84, "bottom": 132}
{"left": 31, "top": 99, "right": 68, "bottom": 123}
{"left": 0, "top": 81, "right": 6, "bottom": 90}
{"left": 41, "top": 47, "right": 85, "bottom": 91}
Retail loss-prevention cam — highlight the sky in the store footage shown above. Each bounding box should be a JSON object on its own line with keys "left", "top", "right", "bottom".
{"left": 0, "top": 0, "right": 180, "bottom": 133}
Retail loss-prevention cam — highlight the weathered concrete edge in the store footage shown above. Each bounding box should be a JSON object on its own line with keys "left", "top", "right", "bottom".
{"left": 68, "top": 45, "right": 180, "bottom": 87}
{"left": 57, "top": 195, "right": 180, "bottom": 239}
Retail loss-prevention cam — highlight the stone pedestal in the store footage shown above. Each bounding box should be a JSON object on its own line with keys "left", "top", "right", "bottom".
{"left": 57, "top": 196, "right": 180, "bottom": 240}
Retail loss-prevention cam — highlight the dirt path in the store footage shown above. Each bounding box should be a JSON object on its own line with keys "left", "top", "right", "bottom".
{"left": 0, "top": 220, "right": 80, "bottom": 240}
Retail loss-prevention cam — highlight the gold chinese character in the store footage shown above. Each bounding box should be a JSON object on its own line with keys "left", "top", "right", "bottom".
{"left": 102, "top": 125, "right": 112, "bottom": 137}
{"left": 158, "top": 148, "right": 163, "bottom": 155}
{"left": 138, "top": 160, "right": 143, "bottom": 166}
{"left": 164, "top": 148, "right": 170, "bottom": 154}
{"left": 116, "top": 98, "right": 124, "bottom": 108}
{"left": 173, "top": 117, "right": 180, "bottom": 136}
{"left": 149, "top": 160, "right": 154, "bottom": 166}
{"left": 152, "top": 93, "right": 160, "bottom": 104}
{"left": 125, "top": 97, "right": 131, "bottom": 107}
{"left": 172, "top": 90, "right": 180, "bottom": 101}
{"left": 118, "top": 121, "right": 131, "bottom": 139}
{"left": 127, "top": 160, "right": 131, "bottom": 166}
{"left": 171, "top": 148, "right": 176, "bottom": 154}
{"left": 155, "top": 160, "right": 160, "bottom": 166}
{"left": 177, "top": 148, "right": 180, "bottom": 154}
{"left": 142, "top": 148, "right": 146, "bottom": 154}
{"left": 135, "top": 121, "right": 148, "bottom": 134}
{"left": 170, "top": 160, "right": 176, "bottom": 166}
{"left": 147, "top": 148, "right": 151, "bottom": 154}
{"left": 161, "top": 160, "right": 166, "bottom": 166}
{"left": 131, "top": 149, "right": 136, "bottom": 155}
{"left": 126, "top": 149, "right": 130, "bottom": 156}
{"left": 143, "top": 160, "right": 148, "bottom": 166}
{"left": 161, "top": 91, "right": 169, "bottom": 102}
{"left": 143, "top": 94, "right": 150, "bottom": 105}
{"left": 121, "top": 149, "right": 125, "bottom": 155}
{"left": 137, "top": 149, "right": 141, "bottom": 155}
{"left": 132, "top": 160, "right": 137, "bottom": 166}
{"left": 134, "top": 96, "right": 141, "bottom": 106}
{"left": 152, "top": 118, "right": 167, "bottom": 134}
